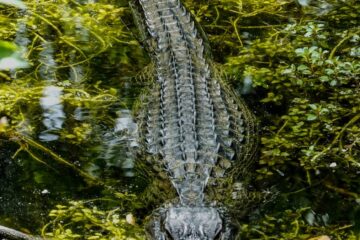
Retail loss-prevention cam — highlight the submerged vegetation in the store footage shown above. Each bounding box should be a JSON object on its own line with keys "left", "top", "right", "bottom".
{"left": 0, "top": 0, "right": 359, "bottom": 239}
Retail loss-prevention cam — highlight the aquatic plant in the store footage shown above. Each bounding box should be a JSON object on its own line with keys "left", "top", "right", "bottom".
{"left": 43, "top": 198, "right": 145, "bottom": 239}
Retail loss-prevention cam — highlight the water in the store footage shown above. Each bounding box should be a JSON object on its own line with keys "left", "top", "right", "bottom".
{"left": 0, "top": 0, "right": 147, "bottom": 233}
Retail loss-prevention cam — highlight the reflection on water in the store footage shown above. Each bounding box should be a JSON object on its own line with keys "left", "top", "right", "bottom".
{"left": 9, "top": 12, "right": 29, "bottom": 76}
{"left": 73, "top": 107, "right": 87, "bottom": 121}
{"left": 67, "top": 11, "right": 88, "bottom": 83}
{"left": 38, "top": 39, "right": 66, "bottom": 141}
{"left": 39, "top": 41, "right": 57, "bottom": 81}
{"left": 69, "top": 55, "right": 85, "bottom": 83}
{"left": 296, "top": 0, "right": 333, "bottom": 15}
{"left": 14, "top": 15, "right": 30, "bottom": 53}
{"left": 39, "top": 86, "right": 65, "bottom": 142}
{"left": 100, "top": 109, "right": 138, "bottom": 177}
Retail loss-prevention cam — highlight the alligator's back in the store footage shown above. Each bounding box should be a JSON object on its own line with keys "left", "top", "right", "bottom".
{"left": 132, "top": 0, "right": 258, "bottom": 238}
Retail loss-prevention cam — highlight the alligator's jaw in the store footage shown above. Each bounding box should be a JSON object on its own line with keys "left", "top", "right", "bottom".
{"left": 164, "top": 207, "right": 222, "bottom": 240}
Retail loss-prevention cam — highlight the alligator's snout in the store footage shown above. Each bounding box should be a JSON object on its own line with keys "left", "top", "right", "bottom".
{"left": 164, "top": 207, "right": 222, "bottom": 240}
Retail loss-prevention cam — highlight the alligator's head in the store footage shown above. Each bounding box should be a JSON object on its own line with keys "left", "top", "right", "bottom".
{"left": 165, "top": 207, "right": 222, "bottom": 240}
{"left": 146, "top": 206, "right": 236, "bottom": 240}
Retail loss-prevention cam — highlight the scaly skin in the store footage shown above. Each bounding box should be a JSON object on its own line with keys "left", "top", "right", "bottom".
{"left": 131, "top": 0, "right": 258, "bottom": 239}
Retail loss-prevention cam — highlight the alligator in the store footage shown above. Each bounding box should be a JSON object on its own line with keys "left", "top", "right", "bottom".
{"left": 130, "top": 0, "right": 259, "bottom": 239}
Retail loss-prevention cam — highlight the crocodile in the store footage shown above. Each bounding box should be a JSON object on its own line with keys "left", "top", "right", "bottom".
{"left": 130, "top": 0, "right": 259, "bottom": 239}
